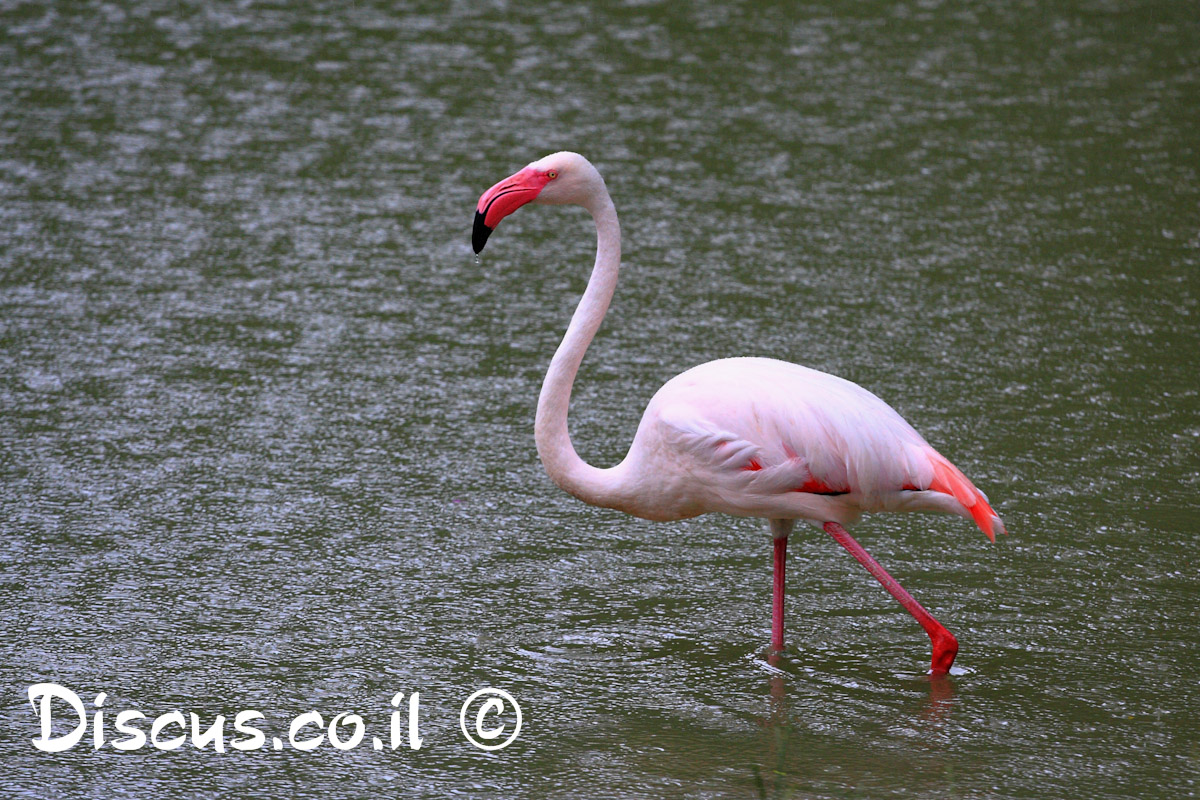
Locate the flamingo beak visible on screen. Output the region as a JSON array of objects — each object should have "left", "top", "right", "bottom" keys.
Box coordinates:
[{"left": 472, "top": 166, "right": 551, "bottom": 254}]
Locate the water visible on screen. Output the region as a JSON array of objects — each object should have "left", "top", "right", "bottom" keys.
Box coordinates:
[{"left": 2, "top": 1, "right": 1198, "bottom": 797}]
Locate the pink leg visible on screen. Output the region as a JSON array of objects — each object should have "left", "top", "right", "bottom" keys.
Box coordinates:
[
  {"left": 768, "top": 519, "right": 793, "bottom": 652},
  {"left": 772, "top": 535, "right": 787, "bottom": 652},
  {"left": 823, "top": 521, "right": 958, "bottom": 674}
]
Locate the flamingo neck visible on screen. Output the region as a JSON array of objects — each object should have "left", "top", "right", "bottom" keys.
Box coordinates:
[{"left": 534, "top": 189, "right": 630, "bottom": 510}]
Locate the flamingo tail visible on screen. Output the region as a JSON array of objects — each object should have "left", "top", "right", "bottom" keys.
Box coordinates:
[{"left": 926, "top": 451, "right": 1007, "bottom": 542}]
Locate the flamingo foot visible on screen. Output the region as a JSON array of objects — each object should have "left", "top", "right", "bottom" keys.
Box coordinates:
[
  {"left": 929, "top": 628, "right": 958, "bottom": 676},
  {"left": 823, "top": 521, "right": 959, "bottom": 675}
]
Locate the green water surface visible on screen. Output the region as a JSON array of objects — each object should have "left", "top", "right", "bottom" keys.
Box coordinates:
[{"left": 2, "top": 1, "right": 1198, "bottom": 798}]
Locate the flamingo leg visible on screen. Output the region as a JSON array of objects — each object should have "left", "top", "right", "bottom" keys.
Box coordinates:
[
  {"left": 769, "top": 519, "right": 794, "bottom": 652},
  {"left": 823, "top": 521, "right": 958, "bottom": 675},
  {"left": 772, "top": 535, "right": 787, "bottom": 651}
]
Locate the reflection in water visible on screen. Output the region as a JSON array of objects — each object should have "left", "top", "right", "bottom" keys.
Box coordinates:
[
  {"left": 751, "top": 723, "right": 798, "bottom": 800},
  {"left": 921, "top": 674, "right": 957, "bottom": 732},
  {"left": 766, "top": 652, "right": 787, "bottom": 703},
  {"left": 755, "top": 652, "right": 797, "bottom": 800},
  {"left": 753, "top": 650, "right": 959, "bottom": 794}
]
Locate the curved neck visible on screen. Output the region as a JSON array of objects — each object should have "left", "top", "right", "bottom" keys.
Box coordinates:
[{"left": 534, "top": 190, "right": 629, "bottom": 509}]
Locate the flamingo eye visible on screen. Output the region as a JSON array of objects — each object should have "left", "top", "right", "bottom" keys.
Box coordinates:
[{"left": 547, "top": 170, "right": 558, "bottom": 179}]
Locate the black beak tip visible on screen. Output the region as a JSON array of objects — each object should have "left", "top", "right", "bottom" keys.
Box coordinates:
[{"left": 472, "top": 210, "right": 492, "bottom": 254}]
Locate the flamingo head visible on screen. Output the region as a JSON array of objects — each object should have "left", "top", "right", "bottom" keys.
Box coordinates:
[{"left": 472, "top": 152, "right": 604, "bottom": 253}]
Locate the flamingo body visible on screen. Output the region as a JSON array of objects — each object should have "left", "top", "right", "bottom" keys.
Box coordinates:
[
  {"left": 608, "top": 356, "right": 1004, "bottom": 537},
  {"left": 472, "top": 151, "right": 1005, "bottom": 674}
]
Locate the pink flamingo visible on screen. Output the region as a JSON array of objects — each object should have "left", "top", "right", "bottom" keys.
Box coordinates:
[{"left": 472, "top": 152, "right": 1006, "bottom": 675}]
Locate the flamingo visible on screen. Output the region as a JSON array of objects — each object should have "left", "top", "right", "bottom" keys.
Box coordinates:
[{"left": 471, "top": 152, "right": 1006, "bottom": 675}]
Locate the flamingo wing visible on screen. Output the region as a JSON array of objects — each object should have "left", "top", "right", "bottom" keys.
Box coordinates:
[{"left": 655, "top": 407, "right": 846, "bottom": 495}]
